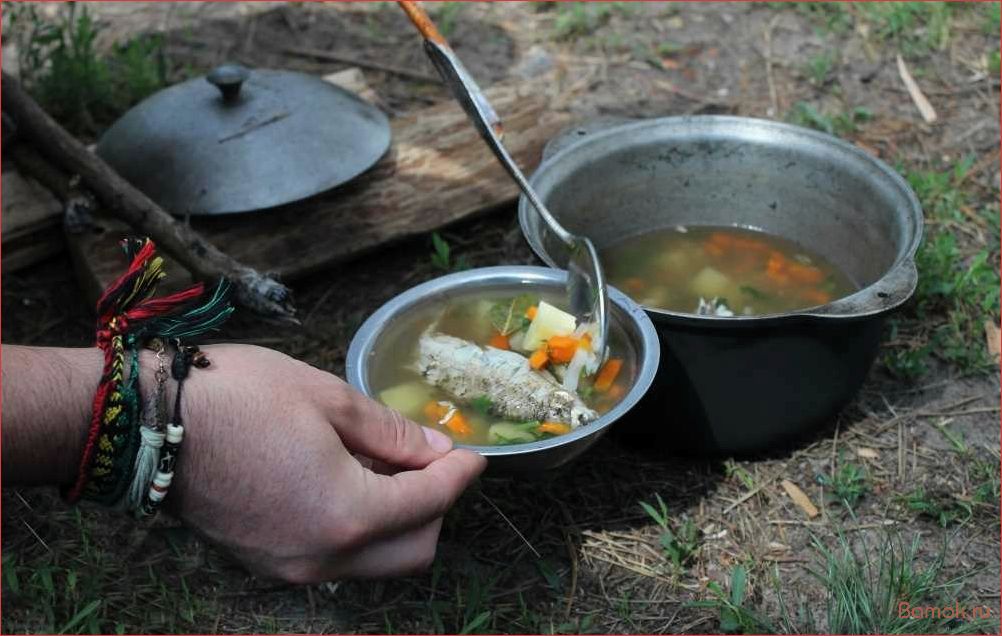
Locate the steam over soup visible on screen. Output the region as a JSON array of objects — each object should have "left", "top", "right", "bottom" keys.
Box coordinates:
[
  {"left": 601, "top": 226, "right": 856, "bottom": 315},
  {"left": 368, "top": 290, "right": 635, "bottom": 446}
]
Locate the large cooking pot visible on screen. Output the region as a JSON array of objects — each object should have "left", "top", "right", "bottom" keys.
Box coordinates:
[{"left": 519, "top": 116, "right": 923, "bottom": 455}]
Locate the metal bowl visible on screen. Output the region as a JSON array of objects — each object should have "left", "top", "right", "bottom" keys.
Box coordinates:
[
  {"left": 345, "top": 266, "right": 660, "bottom": 473},
  {"left": 519, "top": 116, "right": 923, "bottom": 455}
]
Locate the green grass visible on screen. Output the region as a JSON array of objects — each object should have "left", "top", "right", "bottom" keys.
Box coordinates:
[
  {"left": 545, "top": 2, "right": 627, "bottom": 40},
  {"left": 786, "top": 2, "right": 985, "bottom": 56},
  {"left": 983, "top": 2, "right": 1001, "bottom": 35},
  {"left": 1, "top": 512, "right": 216, "bottom": 634},
  {"left": 690, "top": 532, "right": 995, "bottom": 634},
  {"left": 858, "top": 2, "right": 953, "bottom": 55},
  {"left": 934, "top": 419, "right": 969, "bottom": 455},
  {"left": 725, "top": 461, "right": 757, "bottom": 490},
  {"left": 817, "top": 462, "right": 871, "bottom": 512},
  {"left": 902, "top": 489, "right": 974, "bottom": 528},
  {"left": 883, "top": 159, "right": 1001, "bottom": 379},
  {"left": 802, "top": 51, "right": 837, "bottom": 86},
  {"left": 429, "top": 232, "right": 469, "bottom": 273},
  {"left": 431, "top": 2, "right": 465, "bottom": 38},
  {"left": 788, "top": 102, "right": 872, "bottom": 137},
  {"left": 639, "top": 494, "right": 702, "bottom": 572},
  {"left": 7, "top": 3, "right": 172, "bottom": 136},
  {"left": 774, "top": 3, "right": 853, "bottom": 35},
  {"left": 971, "top": 459, "right": 1001, "bottom": 508}
]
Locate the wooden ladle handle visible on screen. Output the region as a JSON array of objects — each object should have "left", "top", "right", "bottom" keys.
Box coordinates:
[{"left": 397, "top": 1, "right": 448, "bottom": 46}]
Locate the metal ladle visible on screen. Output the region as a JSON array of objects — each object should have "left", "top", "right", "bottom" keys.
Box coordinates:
[{"left": 398, "top": 1, "right": 609, "bottom": 355}]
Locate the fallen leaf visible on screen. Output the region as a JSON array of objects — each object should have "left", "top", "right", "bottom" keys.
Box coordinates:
[
  {"left": 856, "top": 447, "right": 880, "bottom": 459},
  {"left": 896, "top": 54, "right": 937, "bottom": 123},
  {"left": 985, "top": 320, "right": 1001, "bottom": 364},
  {"left": 661, "top": 58, "right": 681, "bottom": 70},
  {"left": 780, "top": 479, "right": 819, "bottom": 519}
]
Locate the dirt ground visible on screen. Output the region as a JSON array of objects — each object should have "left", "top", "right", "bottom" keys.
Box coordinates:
[{"left": 2, "top": 2, "right": 1000, "bottom": 634}]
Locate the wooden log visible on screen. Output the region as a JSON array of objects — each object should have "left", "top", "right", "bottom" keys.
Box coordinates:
[
  {"left": 69, "top": 71, "right": 576, "bottom": 294},
  {"left": 1, "top": 72, "right": 297, "bottom": 321},
  {"left": 1, "top": 167, "right": 65, "bottom": 272}
]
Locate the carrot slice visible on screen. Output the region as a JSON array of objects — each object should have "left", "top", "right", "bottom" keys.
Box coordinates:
[
  {"left": 733, "top": 236, "right": 769, "bottom": 253},
  {"left": 546, "top": 335, "right": 580, "bottom": 364},
  {"left": 594, "top": 358, "right": 623, "bottom": 392},
  {"left": 766, "top": 251, "right": 786, "bottom": 275},
  {"left": 703, "top": 242, "right": 724, "bottom": 258},
  {"left": 529, "top": 347, "right": 549, "bottom": 370},
  {"left": 607, "top": 383, "right": 627, "bottom": 400},
  {"left": 537, "top": 422, "right": 572, "bottom": 436},
  {"left": 525, "top": 305, "right": 538, "bottom": 320},
  {"left": 423, "top": 401, "right": 450, "bottom": 423},
  {"left": 443, "top": 410, "right": 472, "bottom": 437},
  {"left": 488, "top": 332, "right": 510, "bottom": 350},
  {"left": 786, "top": 262, "right": 824, "bottom": 284},
  {"left": 708, "top": 232, "right": 733, "bottom": 247},
  {"left": 766, "top": 252, "right": 791, "bottom": 284}
]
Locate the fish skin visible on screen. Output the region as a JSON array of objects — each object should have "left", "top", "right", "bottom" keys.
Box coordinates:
[{"left": 414, "top": 332, "right": 598, "bottom": 428}]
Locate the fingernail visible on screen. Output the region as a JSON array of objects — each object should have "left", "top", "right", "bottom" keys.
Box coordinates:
[{"left": 422, "top": 426, "right": 453, "bottom": 453}]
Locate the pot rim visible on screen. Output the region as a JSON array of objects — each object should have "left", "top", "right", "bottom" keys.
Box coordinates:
[
  {"left": 345, "top": 266, "right": 661, "bottom": 457},
  {"left": 518, "top": 115, "right": 924, "bottom": 326}
]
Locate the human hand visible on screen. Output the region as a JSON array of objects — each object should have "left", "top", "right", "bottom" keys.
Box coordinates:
[{"left": 164, "top": 344, "right": 485, "bottom": 583}]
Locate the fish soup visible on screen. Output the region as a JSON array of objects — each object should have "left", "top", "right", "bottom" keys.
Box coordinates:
[
  {"left": 368, "top": 288, "right": 636, "bottom": 446},
  {"left": 601, "top": 226, "right": 856, "bottom": 316}
]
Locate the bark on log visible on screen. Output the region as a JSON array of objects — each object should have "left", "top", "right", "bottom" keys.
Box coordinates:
[{"left": 1, "top": 72, "right": 297, "bottom": 321}]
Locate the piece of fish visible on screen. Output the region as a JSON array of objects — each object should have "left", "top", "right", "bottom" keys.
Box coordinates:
[{"left": 414, "top": 331, "right": 598, "bottom": 428}]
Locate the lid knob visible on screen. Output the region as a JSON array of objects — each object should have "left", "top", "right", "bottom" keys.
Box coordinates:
[{"left": 206, "top": 64, "right": 250, "bottom": 102}]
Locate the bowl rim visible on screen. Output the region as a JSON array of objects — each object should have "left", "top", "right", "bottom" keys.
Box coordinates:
[
  {"left": 345, "top": 265, "right": 661, "bottom": 457},
  {"left": 517, "top": 114, "right": 925, "bottom": 326}
]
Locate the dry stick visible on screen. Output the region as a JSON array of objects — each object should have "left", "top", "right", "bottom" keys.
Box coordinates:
[
  {"left": 763, "top": 14, "right": 782, "bottom": 117},
  {"left": 721, "top": 396, "right": 985, "bottom": 516},
  {"left": 283, "top": 46, "right": 440, "bottom": 84},
  {"left": 896, "top": 54, "right": 938, "bottom": 123},
  {"left": 479, "top": 491, "right": 540, "bottom": 559},
  {"left": 722, "top": 439, "right": 826, "bottom": 513},
  {"left": 1, "top": 72, "right": 296, "bottom": 321}
]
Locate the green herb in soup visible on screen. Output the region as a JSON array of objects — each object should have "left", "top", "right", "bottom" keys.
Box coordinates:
[
  {"left": 368, "top": 290, "right": 634, "bottom": 446},
  {"left": 601, "top": 226, "right": 856, "bottom": 315}
]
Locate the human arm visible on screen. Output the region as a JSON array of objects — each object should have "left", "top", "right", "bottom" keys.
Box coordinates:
[{"left": 1, "top": 343, "right": 486, "bottom": 581}]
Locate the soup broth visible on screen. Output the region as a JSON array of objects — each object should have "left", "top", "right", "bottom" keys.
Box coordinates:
[
  {"left": 368, "top": 288, "right": 635, "bottom": 446},
  {"left": 601, "top": 226, "right": 856, "bottom": 315}
]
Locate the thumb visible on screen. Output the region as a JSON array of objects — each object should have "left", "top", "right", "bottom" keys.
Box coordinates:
[
  {"left": 362, "top": 448, "right": 487, "bottom": 533},
  {"left": 327, "top": 383, "right": 454, "bottom": 470}
]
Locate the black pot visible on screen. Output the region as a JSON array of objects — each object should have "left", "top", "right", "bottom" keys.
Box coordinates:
[{"left": 518, "top": 116, "right": 923, "bottom": 455}]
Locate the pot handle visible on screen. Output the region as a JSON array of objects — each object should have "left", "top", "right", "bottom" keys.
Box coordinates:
[
  {"left": 542, "top": 116, "right": 638, "bottom": 160},
  {"left": 807, "top": 256, "right": 918, "bottom": 319},
  {"left": 207, "top": 64, "right": 250, "bottom": 103}
]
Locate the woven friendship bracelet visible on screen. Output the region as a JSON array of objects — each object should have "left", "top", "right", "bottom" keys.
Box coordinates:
[{"left": 65, "top": 237, "right": 234, "bottom": 510}]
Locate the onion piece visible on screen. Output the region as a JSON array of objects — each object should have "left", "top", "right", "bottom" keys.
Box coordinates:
[{"left": 563, "top": 347, "right": 590, "bottom": 392}]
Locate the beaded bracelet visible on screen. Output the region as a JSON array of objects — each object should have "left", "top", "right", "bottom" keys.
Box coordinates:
[
  {"left": 123, "top": 340, "right": 169, "bottom": 512},
  {"left": 139, "top": 341, "right": 201, "bottom": 517}
]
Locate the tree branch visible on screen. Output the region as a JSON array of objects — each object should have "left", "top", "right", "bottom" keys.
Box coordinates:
[{"left": 1, "top": 72, "right": 297, "bottom": 322}]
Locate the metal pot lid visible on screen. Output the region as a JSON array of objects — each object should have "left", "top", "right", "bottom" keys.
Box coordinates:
[{"left": 95, "top": 64, "right": 391, "bottom": 216}]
